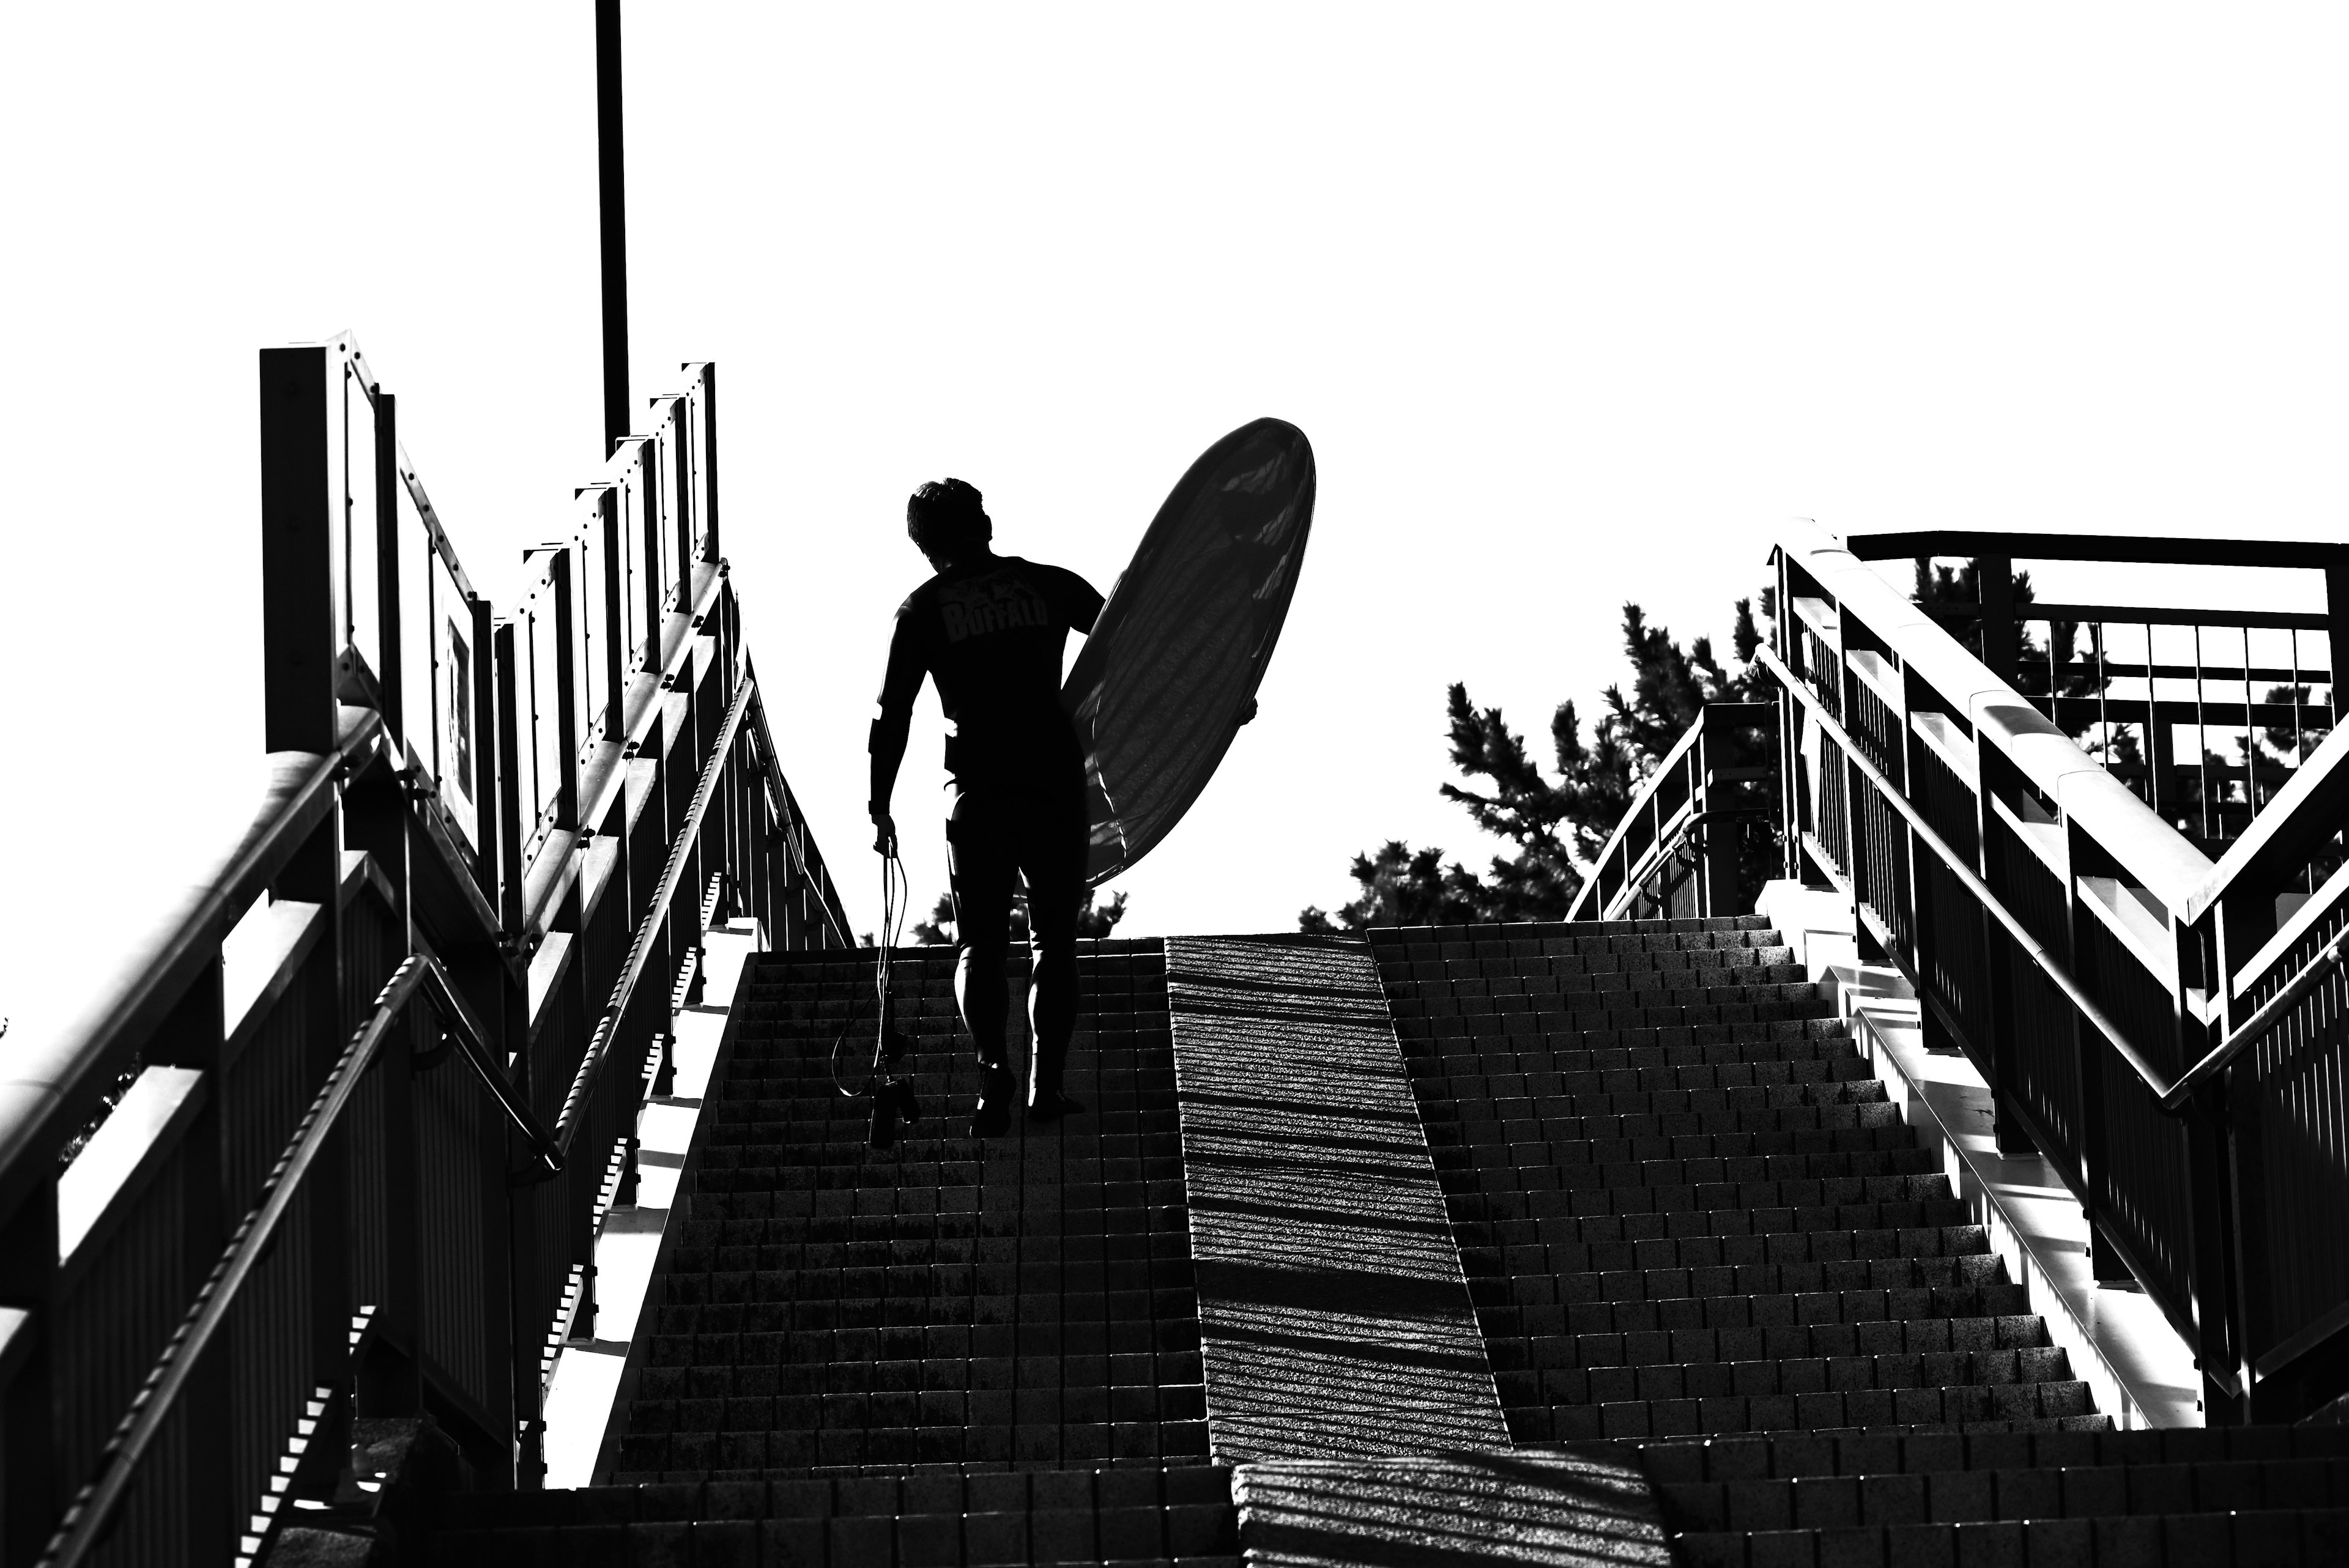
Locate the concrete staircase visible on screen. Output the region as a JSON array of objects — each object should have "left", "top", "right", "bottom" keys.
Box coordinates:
[
  {"left": 417, "top": 919, "right": 2349, "bottom": 1567},
  {"left": 1370, "top": 920, "right": 2093, "bottom": 1443},
  {"left": 428, "top": 938, "right": 1236, "bottom": 1564}
]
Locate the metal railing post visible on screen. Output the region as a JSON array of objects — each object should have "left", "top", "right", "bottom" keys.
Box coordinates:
[{"left": 258, "top": 345, "right": 340, "bottom": 758}]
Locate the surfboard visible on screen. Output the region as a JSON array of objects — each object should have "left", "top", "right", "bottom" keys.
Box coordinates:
[{"left": 1062, "top": 417, "right": 1316, "bottom": 887}]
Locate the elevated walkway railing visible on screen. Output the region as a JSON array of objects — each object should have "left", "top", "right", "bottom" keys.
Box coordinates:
[
  {"left": 1710, "top": 519, "right": 2349, "bottom": 1424},
  {"left": 0, "top": 336, "right": 851, "bottom": 1567},
  {"left": 1565, "top": 703, "right": 1776, "bottom": 925}
]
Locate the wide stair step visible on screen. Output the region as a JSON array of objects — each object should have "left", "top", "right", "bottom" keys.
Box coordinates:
[{"left": 1645, "top": 1421, "right": 2349, "bottom": 1566}]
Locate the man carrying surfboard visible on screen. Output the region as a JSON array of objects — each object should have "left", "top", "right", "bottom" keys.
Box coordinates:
[{"left": 869, "top": 479, "right": 1105, "bottom": 1137}]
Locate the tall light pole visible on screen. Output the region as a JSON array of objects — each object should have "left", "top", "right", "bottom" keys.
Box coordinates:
[{"left": 596, "top": 0, "right": 630, "bottom": 456}]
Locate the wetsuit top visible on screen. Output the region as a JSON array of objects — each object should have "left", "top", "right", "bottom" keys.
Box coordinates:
[{"left": 877, "top": 554, "right": 1105, "bottom": 782}]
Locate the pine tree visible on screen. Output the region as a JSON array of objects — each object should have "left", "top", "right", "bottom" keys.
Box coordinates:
[{"left": 1299, "top": 594, "right": 1773, "bottom": 931}]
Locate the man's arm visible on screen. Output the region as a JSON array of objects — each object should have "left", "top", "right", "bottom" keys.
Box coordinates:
[
  {"left": 1056, "top": 566, "right": 1106, "bottom": 635},
  {"left": 869, "top": 606, "right": 924, "bottom": 854}
]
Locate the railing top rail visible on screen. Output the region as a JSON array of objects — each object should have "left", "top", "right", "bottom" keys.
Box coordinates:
[
  {"left": 0, "top": 708, "right": 383, "bottom": 1219},
  {"left": 1778, "top": 520, "right": 2214, "bottom": 912},
  {"left": 1846, "top": 528, "right": 2349, "bottom": 571}
]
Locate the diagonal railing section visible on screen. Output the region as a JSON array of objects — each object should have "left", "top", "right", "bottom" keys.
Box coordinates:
[
  {"left": 0, "top": 337, "right": 851, "bottom": 1568},
  {"left": 1754, "top": 517, "right": 2349, "bottom": 1426}
]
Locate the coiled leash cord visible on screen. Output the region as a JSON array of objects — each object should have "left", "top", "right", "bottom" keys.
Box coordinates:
[{"left": 826, "top": 844, "right": 919, "bottom": 1146}]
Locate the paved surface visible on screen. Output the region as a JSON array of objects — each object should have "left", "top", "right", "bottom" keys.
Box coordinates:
[
  {"left": 1167, "top": 936, "right": 1510, "bottom": 1463},
  {"left": 1233, "top": 1449, "right": 1671, "bottom": 1567}
]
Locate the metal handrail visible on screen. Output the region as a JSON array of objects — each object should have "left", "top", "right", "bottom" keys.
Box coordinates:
[
  {"left": 1758, "top": 644, "right": 2186, "bottom": 1104},
  {"left": 41, "top": 953, "right": 554, "bottom": 1568},
  {"left": 552, "top": 669, "right": 755, "bottom": 1153},
  {"left": 1765, "top": 636, "right": 2349, "bottom": 1115}
]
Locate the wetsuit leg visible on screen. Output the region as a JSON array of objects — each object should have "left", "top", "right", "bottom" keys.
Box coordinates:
[
  {"left": 946, "top": 785, "right": 1015, "bottom": 1070},
  {"left": 1021, "top": 773, "right": 1091, "bottom": 1106}
]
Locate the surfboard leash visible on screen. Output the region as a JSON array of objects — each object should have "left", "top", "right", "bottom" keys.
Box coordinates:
[{"left": 826, "top": 843, "right": 918, "bottom": 1147}]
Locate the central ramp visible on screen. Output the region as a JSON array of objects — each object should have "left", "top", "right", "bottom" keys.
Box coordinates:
[{"left": 1167, "top": 936, "right": 1509, "bottom": 1463}]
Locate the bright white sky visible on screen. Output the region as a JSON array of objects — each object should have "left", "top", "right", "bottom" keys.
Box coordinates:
[{"left": 6, "top": 5, "right": 2348, "bottom": 1032}]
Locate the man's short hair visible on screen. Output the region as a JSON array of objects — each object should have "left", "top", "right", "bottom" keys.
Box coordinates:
[{"left": 907, "top": 479, "right": 992, "bottom": 559}]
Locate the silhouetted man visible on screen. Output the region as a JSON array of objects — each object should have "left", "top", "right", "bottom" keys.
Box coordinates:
[{"left": 870, "top": 479, "right": 1105, "bottom": 1136}]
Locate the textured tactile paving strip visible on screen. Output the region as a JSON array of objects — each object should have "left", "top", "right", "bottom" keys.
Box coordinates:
[
  {"left": 1233, "top": 1448, "right": 1671, "bottom": 1567},
  {"left": 1167, "top": 935, "right": 1510, "bottom": 1463}
]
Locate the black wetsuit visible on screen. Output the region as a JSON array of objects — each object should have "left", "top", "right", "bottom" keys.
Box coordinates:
[{"left": 874, "top": 553, "right": 1105, "bottom": 1082}]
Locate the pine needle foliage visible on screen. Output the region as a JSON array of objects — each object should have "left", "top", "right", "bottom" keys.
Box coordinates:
[{"left": 1300, "top": 593, "right": 1773, "bottom": 932}]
